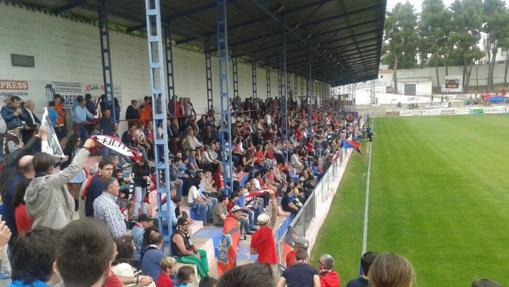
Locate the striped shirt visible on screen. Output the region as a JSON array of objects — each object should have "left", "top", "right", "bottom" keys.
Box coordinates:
[{"left": 93, "top": 192, "right": 126, "bottom": 238}]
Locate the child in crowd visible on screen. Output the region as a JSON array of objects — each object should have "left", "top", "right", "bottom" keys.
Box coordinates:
[
  {"left": 175, "top": 266, "right": 196, "bottom": 287},
  {"left": 155, "top": 256, "right": 177, "bottom": 287}
]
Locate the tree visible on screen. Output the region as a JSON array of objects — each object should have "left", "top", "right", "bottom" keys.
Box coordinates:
[
  {"left": 448, "top": 0, "right": 484, "bottom": 91},
  {"left": 383, "top": 2, "right": 419, "bottom": 94},
  {"left": 419, "top": 0, "right": 451, "bottom": 89},
  {"left": 482, "top": 0, "right": 509, "bottom": 90}
]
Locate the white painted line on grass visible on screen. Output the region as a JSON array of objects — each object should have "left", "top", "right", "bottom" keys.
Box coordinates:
[{"left": 362, "top": 141, "right": 372, "bottom": 255}]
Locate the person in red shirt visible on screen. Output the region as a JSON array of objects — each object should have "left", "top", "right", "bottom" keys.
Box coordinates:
[
  {"left": 213, "top": 165, "right": 225, "bottom": 191},
  {"left": 156, "top": 256, "right": 177, "bottom": 287},
  {"left": 286, "top": 237, "right": 309, "bottom": 267},
  {"left": 250, "top": 213, "right": 277, "bottom": 266},
  {"left": 13, "top": 178, "right": 33, "bottom": 235},
  {"left": 318, "top": 254, "right": 340, "bottom": 287}
]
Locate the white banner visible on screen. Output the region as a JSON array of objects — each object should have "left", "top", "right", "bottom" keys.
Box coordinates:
[
  {"left": 40, "top": 108, "right": 65, "bottom": 158},
  {"left": 92, "top": 135, "right": 140, "bottom": 159}
]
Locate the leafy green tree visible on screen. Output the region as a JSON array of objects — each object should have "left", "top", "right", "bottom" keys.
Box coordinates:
[
  {"left": 419, "top": 0, "right": 451, "bottom": 88},
  {"left": 383, "top": 2, "right": 419, "bottom": 94},
  {"left": 448, "top": 0, "right": 484, "bottom": 91},
  {"left": 482, "top": 0, "right": 509, "bottom": 89}
]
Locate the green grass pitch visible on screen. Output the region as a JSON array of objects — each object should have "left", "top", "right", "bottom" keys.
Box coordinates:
[{"left": 311, "top": 115, "right": 509, "bottom": 286}]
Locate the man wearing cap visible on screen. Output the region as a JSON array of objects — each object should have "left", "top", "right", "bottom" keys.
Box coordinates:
[
  {"left": 4, "top": 122, "right": 23, "bottom": 155},
  {"left": 171, "top": 217, "right": 209, "bottom": 278},
  {"left": 286, "top": 237, "right": 309, "bottom": 267},
  {"left": 217, "top": 205, "right": 242, "bottom": 276},
  {"left": 250, "top": 213, "right": 277, "bottom": 268}
]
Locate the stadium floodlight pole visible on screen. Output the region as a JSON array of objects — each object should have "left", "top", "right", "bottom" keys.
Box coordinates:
[
  {"left": 98, "top": 0, "right": 116, "bottom": 124},
  {"left": 144, "top": 0, "right": 172, "bottom": 253}
]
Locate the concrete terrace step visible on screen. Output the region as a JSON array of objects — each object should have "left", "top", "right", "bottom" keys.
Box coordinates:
[{"left": 190, "top": 226, "right": 223, "bottom": 277}]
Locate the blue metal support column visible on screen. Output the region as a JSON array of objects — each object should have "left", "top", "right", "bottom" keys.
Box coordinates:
[
  {"left": 307, "top": 51, "right": 312, "bottom": 137},
  {"left": 280, "top": 19, "right": 288, "bottom": 163},
  {"left": 98, "top": 0, "right": 116, "bottom": 123},
  {"left": 144, "top": 0, "right": 172, "bottom": 252},
  {"left": 277, "top": 67, "right": 283, "bottom": 98},
  {"left": 205, "top": 38, "right": 214, "bottom": 112},
  {"left": 266, "top": 68, "right": 271, "bottom": 99},
  {"left": 217, "top": 0, "right": 233, "bottom": 195},
  {"left": 165, "top": 21, "right": 176, "bottom": 112},
  {"left": 266, "top": 68, "right": 271, "bottom": 114},
  {"left": 252, "top": 60, "right": 257, "bottom": 100},
  {"left": 232, "top": 47, "right": 239, "bottom": 102}
]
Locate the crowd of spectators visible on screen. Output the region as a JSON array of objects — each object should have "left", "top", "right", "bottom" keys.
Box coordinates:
[{"left": 0, "top": 93, "right": 501, "bottom": 287}]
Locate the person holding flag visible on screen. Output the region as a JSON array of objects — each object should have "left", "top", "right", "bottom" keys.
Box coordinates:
[{"left": 217, "top": 205, "right": 243, "bottom": 276}]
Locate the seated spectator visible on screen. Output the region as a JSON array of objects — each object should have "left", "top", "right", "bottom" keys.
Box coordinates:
[
  {"left": 171, "top": 217, "right": 209, "bottom": 278},
  {"left": 55, "top": 218, "right": 115, "bottom": 287},
  {"left": 277, "top": 249, "right": 320, "bottom": 287},
  {"left": 10, "top": 227, "right": 59, "bottom": 287},
  {"left": 4, "top": 123, "right": 23, "bottom": 155},
  {"left": 94, "top": 177, "right": 127, "bottom": 239},
  {"left": 281, "top": 186, "right": 301, "bottom": 215},
  {"left": 346, "top": 251, "right": 377, "bottom": 287},
  {"left": 188, "top": 177, "right": 216, "bottom": 223},
  {"left": 176, "top": 266, "right": 196, "bottom": 287},
  {"left": 369, "top": 253, "right": 415, "bottom": 287},
  {"left": 132, "top": 214, "right": 154, "bottom": 265},
  {"left": 216, "top": 263, "right": 274, "bottom": 287},
  {"left": 318, "top": 254, "right": 340, "bottom": 287},
  {"left": 112, "top": 235, "right": 154, "bottom": 287},
  {"left": 156, "top": 256, "right": 177, "bottom": 287},
  {"left": 13, "top": 178, "right": 33, "bottom": 236},
  {"left": 471, "top": 279, "right": 503, "bottom": 287},
  {"left": 141, "top": 228, "right": 165, "bottom": 281},
  {"left": 213, "top": 195, "right": 228, "bottom": 226},
  {"left": 25, "top": 138, "right": 97, "bottom": 229}
]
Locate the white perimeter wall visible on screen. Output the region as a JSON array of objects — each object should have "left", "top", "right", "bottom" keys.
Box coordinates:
[{"left": 0, "top": 3, "right": 325, "bottom": 120}]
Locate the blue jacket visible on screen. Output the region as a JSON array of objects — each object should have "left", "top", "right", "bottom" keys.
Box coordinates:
[{"left": 1, "top": 106, "right": 21, "bottom": 127}]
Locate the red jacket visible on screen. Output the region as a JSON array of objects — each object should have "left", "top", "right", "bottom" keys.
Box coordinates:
[{"left": 319, "top": 270, "right": 340, "bottom": 287}]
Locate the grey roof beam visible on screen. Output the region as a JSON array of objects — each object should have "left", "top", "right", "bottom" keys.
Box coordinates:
[
  {"left": 53, "top": 0, "right": 88, "bottom": 15},
  {"left": 176, "top": 0, "right": 334, "bottom": 45}
]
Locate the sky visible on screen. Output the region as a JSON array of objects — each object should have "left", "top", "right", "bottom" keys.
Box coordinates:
[{"left": 386, "top": 0, "right": 508, "bottom": 12}]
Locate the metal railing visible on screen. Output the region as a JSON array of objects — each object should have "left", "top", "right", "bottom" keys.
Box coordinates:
[{"left": 275, "top": 154, "right": 343, "bottom": 270}]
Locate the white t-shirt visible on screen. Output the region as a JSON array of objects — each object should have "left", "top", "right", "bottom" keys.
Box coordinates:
[{"left": 188, "top": 185, "right": 201, "bottom": 204}]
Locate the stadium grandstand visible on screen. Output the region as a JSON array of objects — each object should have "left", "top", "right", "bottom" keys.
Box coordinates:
[{"left": 3, "top": 0, "right": 504, "bottom": 287}]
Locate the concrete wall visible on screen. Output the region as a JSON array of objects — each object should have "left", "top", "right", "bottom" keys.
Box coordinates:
[
  {"left": 0, "top": 2, "right": 318, "bottom": 120},
  {"left": 380, "top": 62, "right": 508, "bottom": 89}
]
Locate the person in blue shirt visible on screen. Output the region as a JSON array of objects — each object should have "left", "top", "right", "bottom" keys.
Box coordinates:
[
  {"left": 99, "top": 108, "right": 115, "bottom": 136},
  {"left": 9, "top": 227, "right": 61, "bottom": 287},
  {"left": 72, "top": 95, "right": 94, "bottom": 141},
  {"left": 141, "top": 228, "right": 164, "bottom": 281},
  {"left": 175, "top": 266, "right": 196, "bottom": 287},
  {"left": 47, "top": 101, "right": 58, "bottom": 128}
]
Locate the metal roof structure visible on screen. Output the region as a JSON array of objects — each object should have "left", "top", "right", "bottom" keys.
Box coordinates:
[{"left": 14, "top": 0, "right": 386, "bottom": 86}]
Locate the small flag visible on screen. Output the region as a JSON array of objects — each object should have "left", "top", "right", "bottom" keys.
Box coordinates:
[{"left": 342, "top": 139, "right": 361, "bottom": 154}]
